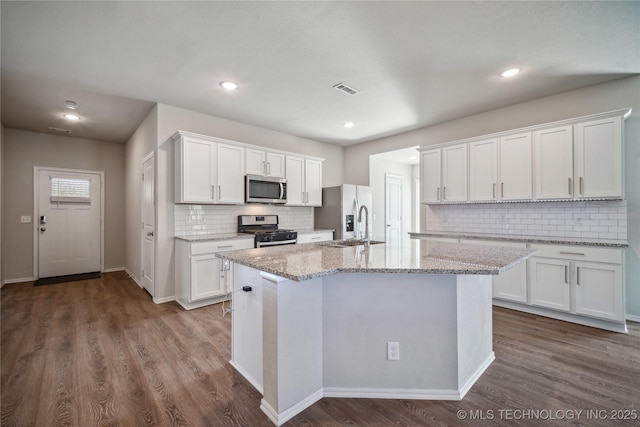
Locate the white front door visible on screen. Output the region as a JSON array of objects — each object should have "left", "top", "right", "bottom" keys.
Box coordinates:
[
  {"left": 37, "top": 169, "right": 102, "bottom": 278},
  {"left": 141, "top": 154, "right": 155, "bottom": 295},
  {"left": 385, "top": 174, "right": 402, "bottom": 246}
]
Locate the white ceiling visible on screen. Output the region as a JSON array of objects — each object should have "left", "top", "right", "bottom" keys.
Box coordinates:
[
  {"left": 2, "top": 1, "right": 639, "bottom": 145},
  {"left": 371, "top": 147, "right": 420, "bottom": 165}
]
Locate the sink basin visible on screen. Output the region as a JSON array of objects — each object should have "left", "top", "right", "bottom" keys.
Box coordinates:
[{"left": 318, "top": 239, "right": 385, "bottom": 248}]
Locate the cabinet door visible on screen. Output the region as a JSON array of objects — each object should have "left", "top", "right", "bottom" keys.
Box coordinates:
[
  {"left": 533, "top": 126, "right": 573, "bottom": 199},
  {"left": 529, "top": 257, "right": 571, "bottom": 311},
  {"left": 266, "top": 152, "right": 285, "bottom": 177},
  {"left": 217, "top": 143, "right": 245, "bottom": 204},
  {"left": 500, "top": 132, "right": 533, "bottom": 200},
  {"left": 574, "top": 116, "right": 623, "bottom": 199},
  {"left": 191, "top": 254, "right": 225, "bottom": 300},
  {"left": 469, "top": 139, "right": 498, "bottom": 201},
  {"left": 442, "top": 144, "right": 467, "bottom": 202},
  {"left": 181, "top": 137, "right": 216, "bottom": 203},
  {"left": 420, "top": 149, "right": 441, "bottom": 203},
  {"left": 305, "top": 159, "right": 323, "bottom": 206},
  {"left": 574, "top": 262, "right": 623, "bottom": 321},
  {"left": 285, "top": 156, "right": 305, "bottom": 206},
  {"left": 246, "top": 148, "right": 267, "bottom": 175}
]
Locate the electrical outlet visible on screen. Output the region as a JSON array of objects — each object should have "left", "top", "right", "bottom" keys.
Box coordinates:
[{"left": 387, "top": 342, "right": 400, "bottom": 361}]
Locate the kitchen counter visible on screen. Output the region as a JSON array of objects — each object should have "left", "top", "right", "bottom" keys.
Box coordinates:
[
  {"left": 228, "top": 238, "right": 533, "bottom": 425},
  {"left": 409, "top": 231, "right": 628, "bottom": 247},
  {"left": 216, "top": 239, "right": 535, "bottom": 281}
]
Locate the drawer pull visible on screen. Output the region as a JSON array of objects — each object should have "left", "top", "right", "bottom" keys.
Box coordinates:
[
  {"left": 559, "top": 251, "right": 585, "bottom": 256},
  {"left": 311, "top": 236, "right": 321, "bottom": 240},
  {"left": 217, "top": 245, "right": 233, "bottom": 249}
]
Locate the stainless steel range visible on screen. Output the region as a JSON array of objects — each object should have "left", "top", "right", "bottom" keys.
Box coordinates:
[{"left": 238, "top": 215, "right": 297, "bottom": 248}]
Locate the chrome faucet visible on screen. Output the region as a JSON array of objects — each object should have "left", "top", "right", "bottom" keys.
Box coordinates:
[{"left": 358, "top": 204, "right": 370, "bottom": 250}]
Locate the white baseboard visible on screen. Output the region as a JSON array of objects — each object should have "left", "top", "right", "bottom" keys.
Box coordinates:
[
  {"left": 626, "top": 314, "right": 640, "bottom": 323},
  {"left": 2, "top": 277, "right": 35, "bottom": 285},
  {"left": 260, "top": 388, "right": 323, "bottom": 426},
  {"left": 125, "top": 269, "right": 143, "bottom": 288},
  {"left": 103, "top": 267, "right": 125, "bottom": 273},
  {"left": 230, "top": 361, "right": 263, "bottom": 394},
  {"left": 459, "top": 352, "right": 495, "bottom": 399},
  {"left": 324, "top": 386, "right": 462, "bottom": 400},
  {"left": 153, "top": 296, "right": 175, "bottom": 304}
]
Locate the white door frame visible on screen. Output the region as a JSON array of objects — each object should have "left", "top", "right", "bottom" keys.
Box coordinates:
[
  {"left": 33, "top": 166, "right": 105, "bottom": 279},
  {"left": 141, "top": 151, "right": 156, "bottom": 295},
  {"left": 385, "top": 173, "right": 403, "bottom": 244}
]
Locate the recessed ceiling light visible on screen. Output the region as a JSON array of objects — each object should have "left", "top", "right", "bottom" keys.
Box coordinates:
[
  {"left": 343, "top": 122, "right": 355, "bottom": 128},
  {"left": 64, "top": 100, "right": 78, "bottom": 110},
  {"left": 63, "top": 114, "right": 80, "bottom": 121},
  {"left": 220, "top": 81, "right": 239, "bottom": 91},
  {"left": 500, "top": 68, "right": 522, "bottom": 78}
]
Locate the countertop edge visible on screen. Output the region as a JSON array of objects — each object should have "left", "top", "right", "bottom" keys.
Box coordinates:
[{"left": 409, "top": 232, "right": 629, "bottom": 248}]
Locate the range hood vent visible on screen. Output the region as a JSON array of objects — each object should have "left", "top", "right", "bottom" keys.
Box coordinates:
[{"left": 333, "top": 82, "right": 359, "bottom": 96}]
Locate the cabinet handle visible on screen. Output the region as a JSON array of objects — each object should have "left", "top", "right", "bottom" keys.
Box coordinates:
[
  {"left": 559, "top": 251, "right": 585, "bottom": 256},
  {"left": 217, "top": 245, "right": 233, "bottom": 249},
  {"left": 564, "top": 265, "right": 568, "bottom": 284},
  {"left": 579, "top": 177, "right": 584, "bottom": 195},
  {"left": 263, "top": 161, "right": 267, "bottom": 175},
  {"left": 267, "top": 162, "right": 271, "bottom": 175},
  {"left": 501, "top": 182, "right": 504, "bottom": 198},
  {"left": 576, "top": 267, "right": 580, "bottom": 285},
  {"left": 218, "top": 185, "right": 221, "bottom": 199},
  {"left": 443, "top": 187, "right": 447, "bottom": 200},
  {"left": 437, "top": 187, "right": 440, "bottom": 201},
  {"left": 212, "top": 185, "right": 215, "bottom": 199},
  {"left": 493, "top": 183, "right": 496, "bottom": 198},
  {"left": 568, "top": 177, "right": 572, "bottom": 195}
]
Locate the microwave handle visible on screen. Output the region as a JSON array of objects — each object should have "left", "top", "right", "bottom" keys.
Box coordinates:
[{"left": 280, "top": 182, "right": 284, "bottom": 200}]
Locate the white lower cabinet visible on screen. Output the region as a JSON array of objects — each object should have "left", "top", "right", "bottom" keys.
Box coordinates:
[
  {"left": 296, "top": 231, "right": 334, "bottom": 244},
  {"left": 527, "top": 244, "right": 625, "bottom": 325},
  {"left": 175, "top": 238, "right": 254, "bottom": 310},
  {"left": 460, "top": 239, "right": 528, "bottom": 303}
]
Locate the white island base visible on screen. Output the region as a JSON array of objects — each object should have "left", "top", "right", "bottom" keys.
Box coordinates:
[{"left": 231, "top": 265, "right": 495, "bottom": 426}]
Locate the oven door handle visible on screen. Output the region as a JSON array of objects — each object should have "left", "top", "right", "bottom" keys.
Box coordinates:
[
  {"left": 257, "top": 239, "right": 297, "bottom": 247},
  {"left": 279, "top": 182, "right": 284, "bottom": 200}
]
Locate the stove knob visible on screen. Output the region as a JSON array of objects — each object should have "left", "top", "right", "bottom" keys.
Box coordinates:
[{"left": 267, "top": 235, "right": 274, "bottom": 241}]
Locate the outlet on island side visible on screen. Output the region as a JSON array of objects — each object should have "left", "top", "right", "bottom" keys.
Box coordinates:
[{"left": 387, "top": 342, "right": 400, "bottom": 361}]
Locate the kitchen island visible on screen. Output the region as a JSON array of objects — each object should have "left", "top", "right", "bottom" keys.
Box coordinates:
[{"left": 217, "top": 239, "right": 534, "bottom": 426}]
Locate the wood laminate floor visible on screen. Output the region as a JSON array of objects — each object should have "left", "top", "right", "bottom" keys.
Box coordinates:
[{"left": 2, "top": 271, "right": 639, "bottom": 426}]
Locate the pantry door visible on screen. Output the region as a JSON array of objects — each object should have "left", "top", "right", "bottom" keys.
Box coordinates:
[{"left": 36, "top": 168, "right": 103, "bottom": 278}]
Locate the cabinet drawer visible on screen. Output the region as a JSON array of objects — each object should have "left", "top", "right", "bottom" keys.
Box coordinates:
[
  {"left": 297, "top": 232, "right": 333, "bottom": 244},
  {"left": 191, "top": 238, "right": 254, "bottom": 255},
  {"left": 529, "top": 244, "right": 622, "bottom": 264}
]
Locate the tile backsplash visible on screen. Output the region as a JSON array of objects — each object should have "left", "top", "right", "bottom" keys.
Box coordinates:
[
  {"left": 426, "top": 200, "right": 627, "bottom": 240},
  {"left": 175, "top": 204, "right": 314, "bottom": 237}
]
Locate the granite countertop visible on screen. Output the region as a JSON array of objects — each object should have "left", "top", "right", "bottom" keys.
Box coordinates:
[
  {"left": 408, "top": 231, "right": 629, "bottom": 248},
  {"left": 216, "top": 239, "right": 536, "bottom": 281},
  {"left": 296, "top": 229, "right": 335, "bottom": 234},
  {"left": 174, "top": 233, "right": 254, "bottom": 242}
]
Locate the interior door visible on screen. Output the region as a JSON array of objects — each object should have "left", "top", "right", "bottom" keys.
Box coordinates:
[
  {"left": 141, "top": 155, "right": 155, "bottom": 295},
  {"left": 38, "top": 169, "right": 101, "bottom": 278},
  {"left": 385, "top": 174, "right": 402, "bottom": 246}
]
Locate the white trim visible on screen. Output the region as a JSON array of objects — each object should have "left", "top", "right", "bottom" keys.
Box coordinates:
[
  {"left": 102, "top": 267, "right": 125, "bottom": 273},
  {"left": 458, "top": 352, "right": 495, "bottom": 399},
  {"left": 33, "top": 167, "right": 105, "bottom": 280},
  {"left": 493, "top": 300, "right": 628, "bottom": 333},
  {"left": 323, "top": 387, "right": 462, "bottom": 400},
  {"left": 230, "top": 361, "right": 263, "bottom": 394},
  {"left": 125, "top": 268, "right": 143, "bottom": 288},
  {"left": 260, "top": 388, "right": 323, "bottom": 426},
  {"left": 153, "top": 296, "right": 175, "bottom": 304},
  {"left": 626, "top": 314, "right": 640, "bottom": 323},
  {"left": 2, "top": 277, "right": 35, "bottom": 285},
  {"left": 141, "top": 151, "right": 156, "bottom": 298}
]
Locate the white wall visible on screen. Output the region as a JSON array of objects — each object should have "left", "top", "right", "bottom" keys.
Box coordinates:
[
  {"left": 345, "top": 75, "right": 640, "bottom": 318},
  {"left": 1, "top": 129, "right": 126, "bottom": 282},
  {"left": 368, "top": 157, "right": 413, "bottom": 240}
]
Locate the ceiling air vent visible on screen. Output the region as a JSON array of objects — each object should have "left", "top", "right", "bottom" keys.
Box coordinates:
[
  {"left": 333, "top": 82, "right": 359, "bottom": 96},
  {"left": 48, "top": 126, "right": 72, "bottom": 133}
]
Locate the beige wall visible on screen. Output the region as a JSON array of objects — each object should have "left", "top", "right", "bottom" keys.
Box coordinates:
[
  {"left": 1, "top": 129, "right": 126, "bottom": 282},
  {"left": 124, "top": 105, "right": 158, "bottom": 287},
  {"left": 0, "top": 124, "right": 4, "bottom": 284},
  {"left": 368, "top": 157, "right": 413, "bottom": 240},
  {"left": 347, "top": 75, "right": 640, "bottom": 318}
]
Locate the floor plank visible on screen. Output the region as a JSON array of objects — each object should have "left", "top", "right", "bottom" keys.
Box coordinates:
[{"left": 2, "top": 271, "right": 639, "bottom": 426}]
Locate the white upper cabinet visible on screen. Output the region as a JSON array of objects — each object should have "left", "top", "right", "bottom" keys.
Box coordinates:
[
  {"left": 499, "top": 132, "right": 533, "bottom": 200},
  {"left": 246, "top": 148, "right": 286, "bottom": 177},
  {"left": 442, "top": 144, "right": 468, "bottom": 202},
  {"left": 469, "top": 139, "right": 498, "bottom": 202},
  {"left": 285, "top": 156, "right": 323, "bottom": 206},
  {"left": 175, "top": 134, "right": 245, "bottom": 204},
  {"left": 574, "top": 116, "right": 623, "bottom": 199},
  {"left": 420, "top": 149, "right": 442, "bottom": 203},
  {"left": 533, "top": 125, "right": 574, "bottom": 200}
]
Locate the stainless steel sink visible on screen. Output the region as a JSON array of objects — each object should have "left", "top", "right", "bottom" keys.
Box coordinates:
[{"left": 318, "top": 239, "right": 385, "bottom": 248}]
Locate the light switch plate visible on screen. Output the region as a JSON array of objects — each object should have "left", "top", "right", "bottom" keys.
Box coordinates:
[{"left": 21, "top": 216, "right": 32, "bottom": 223}]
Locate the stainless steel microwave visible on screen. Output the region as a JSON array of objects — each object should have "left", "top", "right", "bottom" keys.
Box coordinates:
[{"left": 245, "top": 175, "right": 287, "bottom": 204}]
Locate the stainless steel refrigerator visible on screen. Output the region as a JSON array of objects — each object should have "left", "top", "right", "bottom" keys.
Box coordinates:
[{"left": 314, "top": 184, "right": 373, "bottom": 240}]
